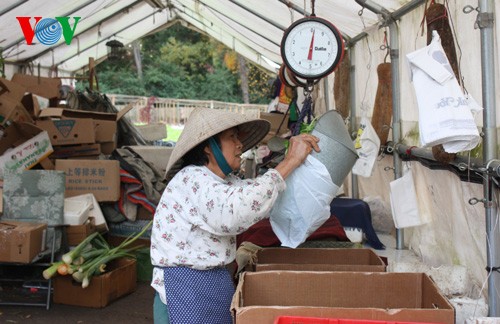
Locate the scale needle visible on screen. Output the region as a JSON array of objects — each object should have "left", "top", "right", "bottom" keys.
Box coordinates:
[{"left": 307, "top": 29, "right": 315, "bottom": 60}]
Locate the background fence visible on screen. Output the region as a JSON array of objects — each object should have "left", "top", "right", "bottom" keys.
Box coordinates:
[{"left": 108, "top": 94, "right": 268, "bottom": 125}]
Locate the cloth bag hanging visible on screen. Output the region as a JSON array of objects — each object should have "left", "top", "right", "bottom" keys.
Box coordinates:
[
  {"left": 389, "top": 171, "right": 427, "bottom": 229},
  {"left": 406, "top": 30, "right": 481, "bottom": 153}
]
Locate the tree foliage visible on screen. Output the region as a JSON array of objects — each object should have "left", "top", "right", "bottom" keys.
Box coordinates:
[{"left": 77, "top": 23, "right": 274, "bottom": 104}]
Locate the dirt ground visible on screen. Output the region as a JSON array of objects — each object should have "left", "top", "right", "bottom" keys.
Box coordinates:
[{"left": 0, "top": 282, "right": 154, "bottom": 324}]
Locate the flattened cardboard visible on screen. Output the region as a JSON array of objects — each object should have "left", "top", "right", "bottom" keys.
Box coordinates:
[
  {"left": 251, "top": 248, "right": 386, "bottom": 272},
  {"left": 53, "top": 258, "right": 137, "bottom": 308},
  {"left": 55, "top": 159, "right": 120, "bottom": 202},
  {"left": 232, "top": 271, "right": 454, "bottom": 324},
  {"left": 136, "top": 123, "right": 166, "bottom": 141},
  {"left": 0, "top": 221, "right": 47, "bottom": 263},
  {"left": 0, "top": 122, "right": 53, "bottom": 179},
  {"left": 11, "top": 73, "right": 61, "bottom": 99}
]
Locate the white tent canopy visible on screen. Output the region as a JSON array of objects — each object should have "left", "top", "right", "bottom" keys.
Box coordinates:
[
  {"left": 2, "top": 0, "right": 500, "bottom": 318},
  {"left": 1, "top": 0, "right": 412, "bottom": 74}
]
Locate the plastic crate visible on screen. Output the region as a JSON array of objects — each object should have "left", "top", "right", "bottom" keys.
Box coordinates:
[{"left": 274, "top": 317, "right": 444, "bottom": 324}]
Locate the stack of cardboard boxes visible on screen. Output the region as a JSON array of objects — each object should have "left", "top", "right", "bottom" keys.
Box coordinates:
[
  {"left": 0, "top": 74, "right": 135, "bottom": 308},
  {"left": 0, "top": 74, "right": 123, "bottom": 205},
  {"left": 231, "top": 247, "right": 455, "bottom": 324}
]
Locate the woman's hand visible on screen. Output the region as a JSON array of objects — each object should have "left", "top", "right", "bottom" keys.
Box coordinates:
[{"left": 275, "top": 134, "right": 320, "bottom": 179}]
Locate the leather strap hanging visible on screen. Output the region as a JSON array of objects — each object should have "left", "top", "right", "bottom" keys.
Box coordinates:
[
  {"left": 371, "top": 62, "right": 392, "bottom": 146},
  {"left": 426, "top": 2, "right": 460, "bottom": 82},
  {"left": 333, "top": 49, "right": 350, "bottom": 120},
  {"left": 426, "top": 1, "right": 459, "bottom": 163}
]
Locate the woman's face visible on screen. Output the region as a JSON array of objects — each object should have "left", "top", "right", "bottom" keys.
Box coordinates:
[{"left": 218, "top": 127, "right": 243, "bottom": 171}]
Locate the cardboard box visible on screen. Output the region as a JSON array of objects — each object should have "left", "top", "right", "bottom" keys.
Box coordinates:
[
  {"left": 250, "top": 248, "right": 386, "bottom": 272},
  {"left": 64, "top": 193, "right": 108, "bottom": 232},
  {"left": 65, "top": 217, "right": 97, "bottom": 246},
  {"left": 55, "top": 159, "right": 120, "bottom": 202},
  {"left": 21, "top": 93, "right": 42, "bottom": 118},
  {"left": 127, "top": 145, "right": 173, "bottom": 175},
  {"left": 0, "top": 122, "right": 53, "bottom": 179},
  {"left": 36, "top": 117, "right": 96, "bottom": 146},
  {"left": 260, "top": 112, "right": 289, "bottom": 144},
  {"left": 38, "top": 106, "right": 132, "bottom": 154},
  {"left": 0, "top": 77, "right": 27, "bottom": 103},
  {"left": 53, "top": 257, "right": 137, "bottom": 308},
  {"left": 39, "top": 108, "right": 116, "bottom": 142},
  {"left": 99, "top": 142, "right": 116, "bottom": 155},
  {"left": 0, "top": 221, "right": 47, "bottom": 263},
  {"left": 231, "top": 271, "right": 454, "bottom": 324},
  {"left": 50, "top": 143, "right": 101, "bottom": 159},
  {"left": 0, "top": 95, "right": 34, "bottom": 126},
  {"left": 11, "top": 73, "right": 61, "bottom": 99}
]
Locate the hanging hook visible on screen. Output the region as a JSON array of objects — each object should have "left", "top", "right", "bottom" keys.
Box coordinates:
[
  {"left": 380, "top": 30, "right": 390, "bottom": 63},
  {"left": 456, "top": 162, "right": 469, "bottom": 172},
  {"left": 463, "top": 5, "right": 479, "bottom": 14},
  {"left": 469, "top": 197, "right": 485, "bottom": 205},
  {"left": 310, "top": 0, "right": 315, "bottom": 16}
]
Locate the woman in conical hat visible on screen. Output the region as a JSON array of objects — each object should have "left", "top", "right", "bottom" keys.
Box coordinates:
[{"left": 151, "top": 108, "right": 319, "bottom": 323}]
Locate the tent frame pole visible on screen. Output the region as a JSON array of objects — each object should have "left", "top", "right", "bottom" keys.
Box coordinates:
[
  {"left": 477, "top": 0, "right": 499, "bottom": 316},
  {"left": 349, "top": 46, "right": 360, "bottom": 199},
  {"left": 355, "top": 0, "right": 425, "bottom": 249}
]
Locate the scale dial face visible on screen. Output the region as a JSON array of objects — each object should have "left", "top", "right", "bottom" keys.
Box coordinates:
[{"left": 281, "top": 16, "right": 344, "bottom": 80}]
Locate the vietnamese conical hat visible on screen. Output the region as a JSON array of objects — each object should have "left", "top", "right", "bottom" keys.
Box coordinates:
[{"left": 164, "top": 108, "right": 270, "bottom": 182}]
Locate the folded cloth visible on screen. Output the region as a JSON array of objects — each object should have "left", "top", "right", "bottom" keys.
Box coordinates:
[
  {"left": 237, "top": 215, "right": 349, "bottom": 248},
  {"left": 117, "top": 168, "right": 157, "bottom": 221},
  {"left": 330, "top": 197, "right": 385, "bottom": 250}
]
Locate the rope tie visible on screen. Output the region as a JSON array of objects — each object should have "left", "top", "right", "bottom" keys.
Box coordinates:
[
  {"left": 485, "top": 266, "right": 500, "bottom": 273},
  {"left": 406, "top": 146, "right": 418, "bottom": 157},
  {"left": 292, "top": 95, "right": 313, "bottom": 136},
  {"left": 426, "top": 9, "right": 448, "bottom": 26}
]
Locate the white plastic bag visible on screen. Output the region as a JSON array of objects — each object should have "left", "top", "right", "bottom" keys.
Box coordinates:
[
  {"left": 352, "top": 116, "right": 380, "bottom": 177},
  {"left": 406, "top": 30, "right": 481, "bottom": 153},
  {"left": 269, "top": 155, "right": 337, "bottom": 248}
]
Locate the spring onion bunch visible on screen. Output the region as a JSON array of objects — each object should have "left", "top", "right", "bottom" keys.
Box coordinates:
[
  {"left": 284, "top": 118, "right": 318, "bottom": 151},
  {"left": 43, "top": 220, "right": 152, "bottom": 288}
]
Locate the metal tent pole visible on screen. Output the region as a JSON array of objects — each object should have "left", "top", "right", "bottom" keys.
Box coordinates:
[
  {"left": 349, "top": 46, "right": 360, "bottom": 199},
  {"left": 476, "top": 0, "right": 499, "bottom": 316},
  {"left": 355, "top": 0, "right": 425, "bottom": 249},
  {"left": 387, "top": 21, "right": 404, "bottom": 250}
]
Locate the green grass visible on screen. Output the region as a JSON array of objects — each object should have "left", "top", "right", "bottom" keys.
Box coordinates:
[{"left": 165, "top": 124, "right": 183, "bottom": 142}]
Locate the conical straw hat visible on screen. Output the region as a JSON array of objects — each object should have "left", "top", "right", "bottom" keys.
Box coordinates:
[{"left": 164, "top": 108, "right": 270, "bottom": 181}]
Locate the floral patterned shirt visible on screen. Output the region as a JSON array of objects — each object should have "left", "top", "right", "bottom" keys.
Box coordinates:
[{"left": 150, "top": 165, "right": 286, "bottom": 303}]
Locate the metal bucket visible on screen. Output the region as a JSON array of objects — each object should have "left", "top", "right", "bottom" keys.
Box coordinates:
[{"left": 310, "top": 110, "right": 358, "bottom": 187}]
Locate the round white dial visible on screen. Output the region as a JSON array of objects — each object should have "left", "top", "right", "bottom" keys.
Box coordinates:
[{"left": 281, "top": 17, "right": 344, "bottom": 80}]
